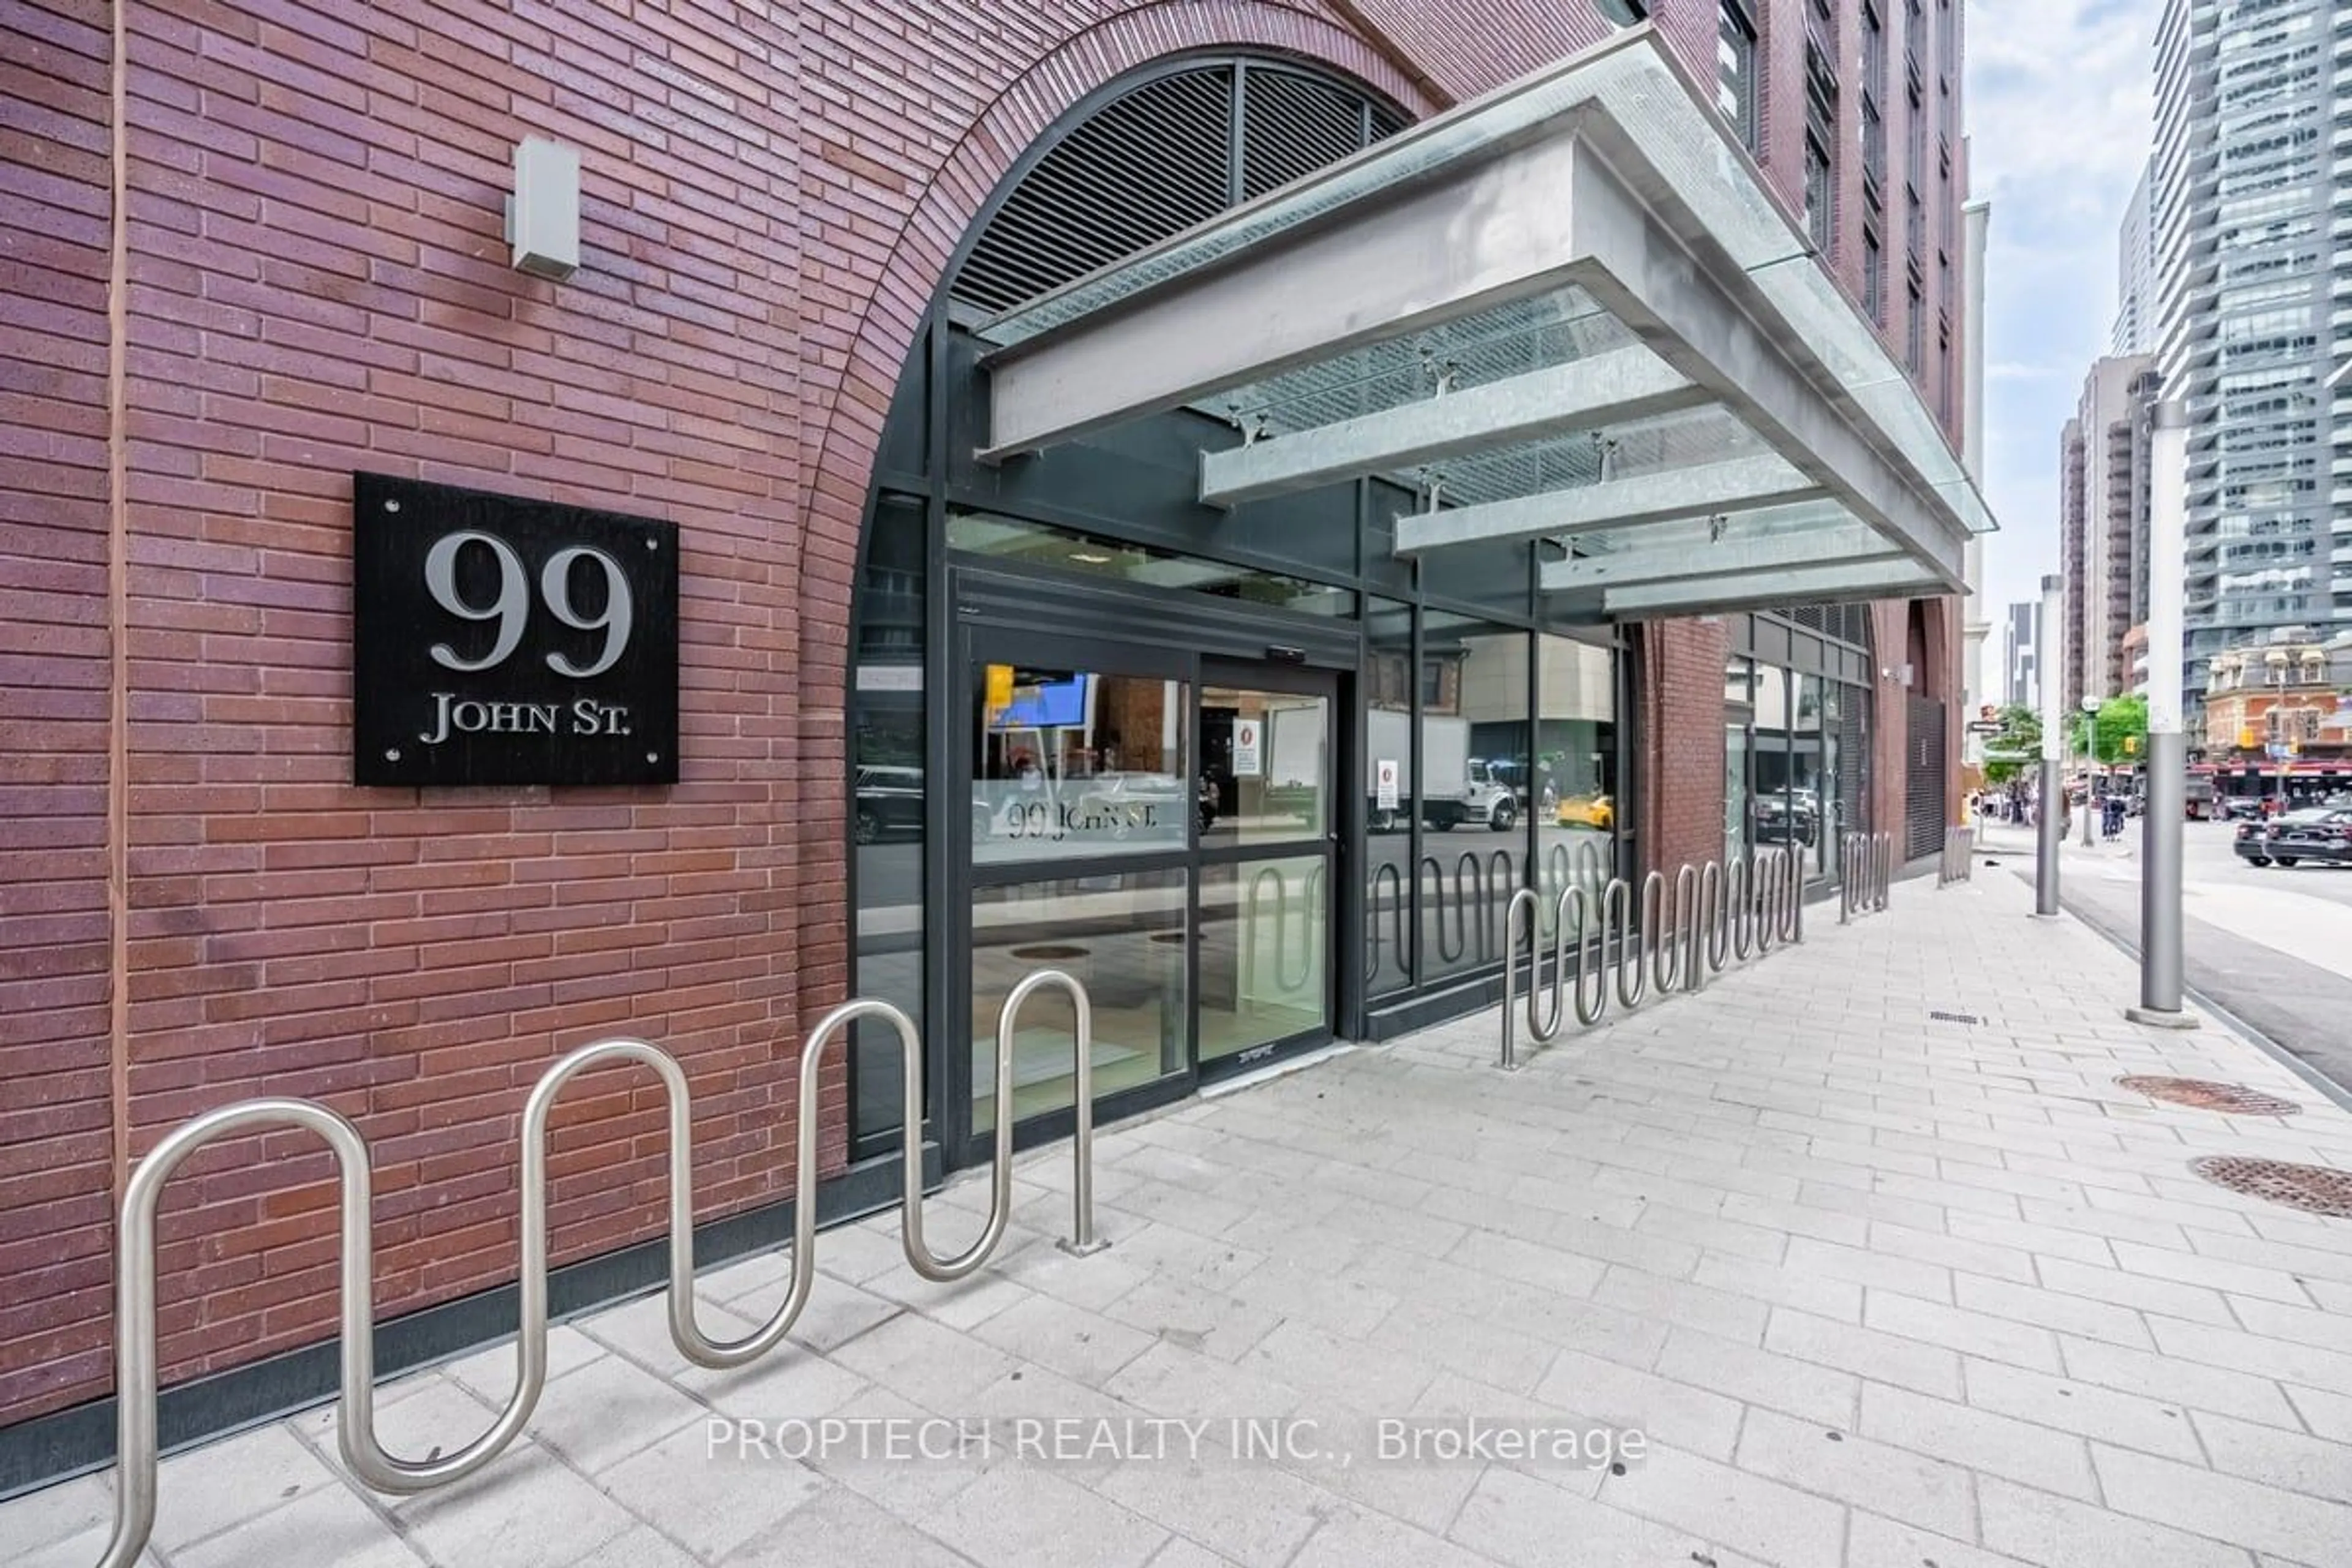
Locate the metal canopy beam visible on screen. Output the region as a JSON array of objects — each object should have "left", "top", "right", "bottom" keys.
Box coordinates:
[
  {"left": 981, "top": 134, "right": 1589, "bottom": 459},
  {"left": 1542, "top": 522, "right": 1897, "bottom": 590},
  {"left": 1601, "top": 560, "right": 1950, "bottom": 617},
  {"left": 1563, "top": 140, "right": 1964, "bottom": 585},
  {"left": 1393, "top": 455, "right": 1825, "bottom": 556},
  {"left": 1197, "top": 347, "right": 1705, "bottom": 507},
  {"left": 976, "top": 28, "right": 1985, "bottom": 589}
]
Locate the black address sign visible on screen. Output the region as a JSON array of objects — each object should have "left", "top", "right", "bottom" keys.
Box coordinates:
[{"left": 352, "top": 473, "right": 679, "bottom": 787}]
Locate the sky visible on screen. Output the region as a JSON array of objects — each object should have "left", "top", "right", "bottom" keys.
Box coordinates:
[{"left": 1963, "top": 0, "right": 2160, "bottom": 695}]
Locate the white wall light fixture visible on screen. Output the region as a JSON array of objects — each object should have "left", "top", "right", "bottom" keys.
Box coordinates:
[{"left": 505, "top": 137, "right": 580, "bottom": 281}]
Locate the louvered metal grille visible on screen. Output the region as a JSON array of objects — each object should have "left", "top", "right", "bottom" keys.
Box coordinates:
[
  {"left": 952, "top": 62, "right": 1404, "bottom": 317},
  {"left": 1242, "top": 69, "right": 1370, "bottom": 197}
]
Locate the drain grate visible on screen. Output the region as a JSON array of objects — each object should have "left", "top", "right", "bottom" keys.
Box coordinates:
[
  {"left": 2190, "top": 1156, "right": 2352, "bottom": 1218},
  {"left": 2119, "top": 1077, "right": 2301, "bottom": 1117},
  {"left": 1927, "top": 1010, "right": 1982, "bottom": 1025}
]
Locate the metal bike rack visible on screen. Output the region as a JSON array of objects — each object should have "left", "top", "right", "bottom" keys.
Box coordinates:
[
  {"left": 1599, "top": 876, "right": 1640, "bottom": 1010},
  {"left": 1422, "top": 853, "right": 1466, "bottom": 964},
  {"left": 1753, "top": 851, "right": 1781, "bottom": 954},
  {"left": 86, "top": 974, "right": 1101, "bottom": 1568},
  {"left": 1838, "top": 831, "right": 1896, "bottom": 920},
  {"left": 1653, "top": 862, "right": 1700, "bottom": 994},
  {"left": 1500, "top": 883, "right": 1576, "bottom": 1069},
  {"left": 1474, "top": 848, "right": 1515, "bottom": 963},
  {"left": 1496, "top": 846, "right": 1802, "bottom": 1068},
  {"left": 992, "top": 971, "right": 1107, "bottom": 1257},
  {"left": 1243, "top": 861, "right": 1324, "bottom": 997},
  {"left": 1937, "top": 826, "right": 1975, "bottom": 886},
  {"left": 1366, "top": 860, "right": 1407, "bottom": 982}
]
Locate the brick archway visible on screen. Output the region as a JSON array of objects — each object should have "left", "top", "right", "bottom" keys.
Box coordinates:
[{"left": 788, "top": 4, "right": 1435, "bottom": 1025}]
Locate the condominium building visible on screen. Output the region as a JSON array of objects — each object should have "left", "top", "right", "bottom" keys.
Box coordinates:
[
  {"left": 2113, "top": 160, "right": 2158, "bottom": 356},
  {"left": 2152, "top": 0, "right": 2352, "bottom": 709},
  {"left": 2003, "top": 598, "right": 2044, "bottom": 709},
  {"left": 2060, "top": 354, "right": 2157, "bottom": 709}
]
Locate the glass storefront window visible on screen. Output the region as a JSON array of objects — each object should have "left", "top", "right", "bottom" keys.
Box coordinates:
[
  {"left": 1534, "top": 633, "right": 1616, "bottom": 935},
  {"left": 1724, "top": 655, "right": 1754, "bottom": 864},
  {"left": 1201, "top": 685, "right": 1329, "bottom": 845},
  {"left": 948, "top": 511, "right": 1352, "bottom": 618},
  {"left": 1752, "top": 665, "right": 1794, "bottom": 853},
  {"left": 972, "top": 666, "right": 1190, "bottom": 865},
  {"left": 1422, "top": 616, "right": 1529, "bottom": 981},
  {"left": 1200, "top": 856, "right": 1329, "bottom": 1062},
  {"left": 1365, "top": 598, "right": 1414, "bottom": 997},
  {"left": 970, "top": 870, "right": 1187, "bottom": 1134},
  {"left": 1792, "top": 673, "right": 1826, "bottom": 873},
  {"left": 851, "top": 494, "right": 927, "bottom": 1144}
]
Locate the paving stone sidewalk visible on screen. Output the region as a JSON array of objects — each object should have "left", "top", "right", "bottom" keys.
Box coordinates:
[{"left": 11, "top": 867, "right": 2352, "bottom": 1568}]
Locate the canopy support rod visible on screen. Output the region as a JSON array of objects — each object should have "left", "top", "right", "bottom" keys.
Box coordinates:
[{"left": 1199, "top": 347, "right": 1706, "bottom": 507}]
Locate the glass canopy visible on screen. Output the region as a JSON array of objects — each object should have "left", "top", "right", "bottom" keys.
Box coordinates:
[{"left": 973, "top": 25, "right": 1994, "bottom": 618}]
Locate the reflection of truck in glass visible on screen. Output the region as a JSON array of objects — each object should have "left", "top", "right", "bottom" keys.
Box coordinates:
[
  {"left": 1256, "top": 702, "right": 1329, "bottom": 828},
  {"left": 2184, "top": 770, "right": 2214, "bottom": 821},
  {"left": 1364, "top": 710, "right": 1519, "bottom": 833}
]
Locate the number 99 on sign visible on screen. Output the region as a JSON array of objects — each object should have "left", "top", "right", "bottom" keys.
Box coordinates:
[
  {"left": 351, "top": 472, "right": 677, "bottom": 788},
  {"left": 423, "top": 530, "right": 635, "bottom": 679}
]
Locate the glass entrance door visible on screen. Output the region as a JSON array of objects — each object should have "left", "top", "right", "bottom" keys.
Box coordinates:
[
  {"left": 959, "top": 631, "right": 1194, "bottom": 1156},
  {"left": 1198, "top": 662, "right": 1337, "bottom": 1075},
  {"left": 950, "top": 634, "right": 1341, "bottom": 1163}
]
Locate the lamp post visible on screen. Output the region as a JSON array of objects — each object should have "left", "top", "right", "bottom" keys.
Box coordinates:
[
  {"left": 2035, "top": 573, "right": 2064, "bottom": 916},
  {"left": 2079, "top": 696, "right": 2101, "bottom": 847},
  {"left": 2129, "top": 398, "right": 2195, "bottom": 1028}
]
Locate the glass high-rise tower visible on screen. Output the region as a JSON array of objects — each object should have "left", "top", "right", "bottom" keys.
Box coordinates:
[{"left": 2153, "top": 0, "right": 2350, "bottom": 713}]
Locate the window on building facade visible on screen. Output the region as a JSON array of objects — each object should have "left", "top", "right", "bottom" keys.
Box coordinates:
[
  {"left": 1860, "top": 4, "right": 1886, "bottom": 196},
  {"left": 1906, "top": 280, "right": 1924, "bottom": 372},
  {"left": 1804, "top": 39, "right": 1838, "bottom": 256},
  {"left": 1804, "top": 136, "right": 1834, "bottom": 253},
  {"left": 1936, "top": 323, "right": 1951, "bottom": 420},
  {"left": 1718, "top": 0, "right": 1760, "bottom": 149},
  {"left": 1864, "top": 226, "right": 1885, "bottom": 324},
  {"left": 1907, "top": 83, "right": 1926, "bottom": 187}
]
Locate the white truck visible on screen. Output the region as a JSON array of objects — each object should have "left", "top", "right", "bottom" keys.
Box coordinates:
[{"left": 1364, "top": 710, "right": 1517, "bottom": 832}]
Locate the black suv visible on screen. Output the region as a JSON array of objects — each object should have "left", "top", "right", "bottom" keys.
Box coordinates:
[{"left": 2237, "top": 807, "right": 2352, "bottom": 869}]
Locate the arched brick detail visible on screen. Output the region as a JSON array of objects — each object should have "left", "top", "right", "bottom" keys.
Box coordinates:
[{"left": 790, "top": 2, "right": 1436, "bottom": 1030}]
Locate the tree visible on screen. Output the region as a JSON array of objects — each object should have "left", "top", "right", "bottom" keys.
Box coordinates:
[
  {"left": 2092, "top": 695, "right": 2148, "bottom": 766},
  {"left": 1981, "top": 703, "right": 2041, "bottom": 785}
]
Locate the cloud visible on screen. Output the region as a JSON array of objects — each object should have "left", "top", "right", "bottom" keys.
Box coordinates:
[{"left": 1966, "top": 0, "right": 2157, "bottom": 682}]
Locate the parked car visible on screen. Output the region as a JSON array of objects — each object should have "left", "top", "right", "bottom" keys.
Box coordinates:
[
  {"left": 2238, "top": 807, "right": 2352, "bottom": 869},
  {"left": 1556, "top": 792, "right": 1614, "bottom": 831},
  {"left": 853, "top": 765, "right": 924, "bottom": 844}
]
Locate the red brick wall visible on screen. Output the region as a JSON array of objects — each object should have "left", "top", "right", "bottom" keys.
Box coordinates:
[
  {"left": 1638, "top": 619, "right": 1729, "bottom": 881},
  {"left": 0, "top": 0, "right": 1972, "bottom": 1431},
  {"left": 1, "top": 0, "right": 121, "bottom": 1423},
  {"left": 1863, "top": 595, "right": 1964, "bottom": 855}
]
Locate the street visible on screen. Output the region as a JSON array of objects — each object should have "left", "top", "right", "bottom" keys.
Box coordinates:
[{"left": 1976, "top": 817, "right": 2352, "bottom": 1099}]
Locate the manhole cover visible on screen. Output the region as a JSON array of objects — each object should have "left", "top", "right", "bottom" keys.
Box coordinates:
[
  {"left": 2119, "top": 1077, "right": 2301, "bottom": 1117},
  {"left": 1009, "top": 944, "right": 1088, "bottom": 962},
  {"left": 2190, "top": 1156, "right": 2352, "bottom": 1218},
  {"left": 1927, "top": 1010, "right": 1981, "bottom": 1025}
]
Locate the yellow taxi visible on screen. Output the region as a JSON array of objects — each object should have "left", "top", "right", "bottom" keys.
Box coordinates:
[{"left": 1556, "top": 792, "right": 1613, "bottom": 831}]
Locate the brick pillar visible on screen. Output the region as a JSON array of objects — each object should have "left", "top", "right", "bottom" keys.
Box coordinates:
[{"left": 1639, "top": 619, "right": 1728, "bottom": 880}]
